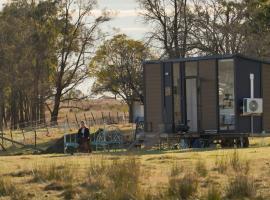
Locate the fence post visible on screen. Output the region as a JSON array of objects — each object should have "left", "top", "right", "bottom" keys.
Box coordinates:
[
  {"left": 10, "top": 129, "right": 13, "bottom": 145},
  {"left": 101, "top": 112, "right": 105, "bottom": 124},
  {"left": 74, "top": 113, "right": 79, "bottom": 128},
  {"left": 1, "top": 130, "right": 3, "bottom": 148},
  {"left": 21, "top": 129, "right": 25, "bottom": 144},
  {"left": 90, "top": 112, "right": 96, "bottom": 125},
  {"left": 109, "top": 112, "right": 112, "bottom": 124},
  {"left": 34, "top": 129, "right": 37, "bottom": 148},
  {"left": 84, "top": 113, "right": 88, "bottom": 127}
]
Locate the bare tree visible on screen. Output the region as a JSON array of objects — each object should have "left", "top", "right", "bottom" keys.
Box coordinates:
[
  {"left": 49, "top": 0, "right": 110, "bottom": 124},
  {"left": 138, "top": 0, "right": 194, "bottom": 58},
  {"left": 192, "top": 0, "right": 248, "bottom": 55}
]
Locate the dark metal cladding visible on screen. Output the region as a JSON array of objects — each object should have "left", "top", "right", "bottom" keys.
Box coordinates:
[{"left": 235, "top": 57, "right": 262, "bottom": 133}]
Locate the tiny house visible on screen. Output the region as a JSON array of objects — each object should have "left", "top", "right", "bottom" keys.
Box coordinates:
[{"left": 143, "top": 54, "right": 270, "bottom": 140}]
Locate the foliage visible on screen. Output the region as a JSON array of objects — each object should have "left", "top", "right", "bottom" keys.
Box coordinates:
[{"left": 89, "top": 34, "right": 152, "bottom": 121}]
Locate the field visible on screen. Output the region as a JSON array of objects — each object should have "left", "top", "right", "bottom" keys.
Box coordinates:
[{"left": 1, "top": 138, "right": 270, "bottom": 200}]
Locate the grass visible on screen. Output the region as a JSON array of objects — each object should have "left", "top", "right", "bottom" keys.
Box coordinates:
[
  {"left": 195, "top": 158, "right": 208, "bottom": 177},
  {"left": 168, "top": 172, "right": 199, "bottom": 200},
  {"left": 0, "top": 176, "right": 27, "bottom": 200},
  {"left": 206, "top": 185, "right": 222, "bottom": 200},
  {"left": 32, "top": 162, "right": 75, "bottom": 183},
  {"left": 1, "top": 146, "right": 270, "bottom": 199},
  {"left": 226, "top": 173, "right": 256, "bottom": 199}
]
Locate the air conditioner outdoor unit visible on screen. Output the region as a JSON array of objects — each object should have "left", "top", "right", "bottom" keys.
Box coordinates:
[{"left": 243, "top": 98, "right": 263, "bottom": 115}]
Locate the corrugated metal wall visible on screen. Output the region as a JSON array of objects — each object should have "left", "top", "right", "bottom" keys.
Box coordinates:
[
  {"left": 262, "top": 63, "right": 270, "bottom": 132},
  {"left": 144, "top": 63, "right": 162, "bottom": 132},
  {"left": 199, "top": 59, "right": 218, "bottom": 131}
]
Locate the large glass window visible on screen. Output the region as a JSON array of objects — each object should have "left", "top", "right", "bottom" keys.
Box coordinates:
[
  {"left": 173, "top": 63, "right": 181, "bottom": 125},
  {"left": 218, "top": 59, "right": 235, "bottom": 131}
]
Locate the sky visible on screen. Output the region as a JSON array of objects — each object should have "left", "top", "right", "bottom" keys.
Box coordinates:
[{"left": 0, "top": 0, "right": 150, "bottom": 94}]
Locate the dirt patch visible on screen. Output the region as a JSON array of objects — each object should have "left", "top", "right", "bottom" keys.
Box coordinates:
[
  {"left": 44, "top": 182, "right": 65, "bottom": 191},
  {"left": 10, "top": 170, "right": 33, "bottom": 177}
]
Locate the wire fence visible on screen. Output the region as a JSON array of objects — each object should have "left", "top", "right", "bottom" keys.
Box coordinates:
[{"left": 0, "top": 111, "right": 130, "bottom": 152}]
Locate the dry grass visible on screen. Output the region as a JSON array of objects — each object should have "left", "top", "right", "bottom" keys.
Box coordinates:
[
  {"left": 0, "top": 145, "right": 270, "bottom": 199},
  {"left": 195, "top": 159, "right": 208, "bottom": 177},
  {"left": 0, "top": 176, "right": 27, "bottom": 200},
  {"left": 226, "top": 173, "right": 256, "bottom": 199}
]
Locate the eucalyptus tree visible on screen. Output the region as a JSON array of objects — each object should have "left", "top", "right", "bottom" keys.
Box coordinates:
[{"left": 89, "top": 34, "right": 152, "bottom": 122}]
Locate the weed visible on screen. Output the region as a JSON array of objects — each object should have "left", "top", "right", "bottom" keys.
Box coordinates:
[
  {"left": 195, "top": 159, "right": 208, "bottom": 177},
  {"left": 229, "top": 150, "right": 250, "bottom": 173},
  {"left": 207, "top": 185, "right": 222, "bottom": 200},
  {"left": 170, "top": 162, "right": 183, "bottom": 177},
  {"left": 32, "top": 162, "right": 75, "bottom": 183},
  {"left": 226, "top": 173, "right": 256, "bottom": 199},
  {"left": 0, "top": 176, "right": 26, "bottom": 200},
  {"left": 168, "top": 173, "right": 198, "bottom": 200},
  {"left": 214, "top": 154, "right": 228, "bottom": 173}
]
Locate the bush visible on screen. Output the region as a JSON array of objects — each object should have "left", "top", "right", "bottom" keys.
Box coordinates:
[
  {"left": 229, "top": 150, "right": 250, "bottom": 173},
  {"left": 32, "top": 162, "right": 75, "bottom": 183},
  {"left": 195, "top": 159, "right": 208, "bottom": 177},
  {"left": 83, "top": 157, "right": 142, "bottom": 200},
  {"left": 168, "top": 173, "right": 198, "bottom": 200},
  {"left": 0, "top": 176, "right": 27, "bottom": 200},
  {"left": 226, "top": 173, "right": 256, "bottom": 199},
  {"left": 170, "top": 162, "right": 183, "bottom": 177},
  {"left": 207, "top": 185, "right": 222, "bottom": 200},
  {"left": 214, "top": 154, "right": 228, "bottom": 173}
]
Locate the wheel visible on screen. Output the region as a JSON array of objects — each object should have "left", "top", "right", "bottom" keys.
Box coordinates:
[
  {"left": 221, "top": 138, "right": 234, "bottom": 148},
  {"left": 243, "top": 137, "right": 249, "bottom": 148}
]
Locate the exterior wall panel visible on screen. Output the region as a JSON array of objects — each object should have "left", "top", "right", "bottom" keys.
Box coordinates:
[
  {"left": 144, "top": 63, "right": 162, "bottom": 132},
  {"left": 262, "top": 63, "right": 270, "bottom": 132},
  {"left": 235, "top": 58, "right": 262, "bottom": 133},
  {"left": 199, "top": 59, "right": 218, "bottom": 131}
]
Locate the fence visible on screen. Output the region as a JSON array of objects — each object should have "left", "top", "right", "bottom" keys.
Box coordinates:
[{"left": 0, "top": 111, "right": 130, "bottom": 152}]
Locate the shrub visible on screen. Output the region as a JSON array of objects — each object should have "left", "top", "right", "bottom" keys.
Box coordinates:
[
  {"left": 195, "top": 159, "right": 208, "bottom": 177},
  {"left": 168, "top": 173, "right": 198, "bottom": 200},
  {"left": 207, "top": 185, "right": 222, "bottom": 200},
  {"left": 170, "top": 162, "right": 183, "bottom": 177},
  {"left": 226, "top": 173, "right": 256, "bottom": 199},
  {"left": 83, "top": 157, "right": 142, "bottom": 200},
  {"left": 32, "top": 162, "right": 75, "bottom": 183},
  {"left": 0, "top": 176, "right": 26, "bottom": 200},
  {"left": 214, "top": 154, "right": 228, "bottom": 173},
  {"left": 229, "top": 150, "right": 250, "bottom": 173}
]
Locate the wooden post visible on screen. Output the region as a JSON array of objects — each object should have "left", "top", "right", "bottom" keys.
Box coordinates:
[
  {"left": 1, "top": 130, "right": 3, "bottom": 148},
  {"left": 117, "top": 112, "right": 119, "bottom": 124},
  {"left": 124, "top": 112, "right": 127, "bottom": 123},
  {"left": 45, "top": 122, "right": 50, "bottom": 136},
  {"left": 10, "top": 129, "right": 13, "bottom": 145},
  {"left": 34, "top": 130, "right": 37, "bottom": 147},
  {"left": 91, "top": 112, "right": 96, "bottom": 125},
  {"left": 21, "top": 129, "right": 25, "bottom": 144},
  {"left": 74, "top": 113, "right": 79, "bottom": 128},
  {"left": 101, "top": 112, "right": 105, "bottom": 124},
  {"left": 109, "top": 112, "right": 112, "bottom": 124},
  {"left": 84, "top": 113, "right": 88, "bottom": 127}
]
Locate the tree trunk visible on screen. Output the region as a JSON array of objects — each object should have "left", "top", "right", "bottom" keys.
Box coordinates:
[
  {"left": 50, "top": 88, "right": 62, "bottom": 124},
  {"left": 0, "top": 88, "right": 3, "bottom": 131},
  {"left": 128, "top": 102, "right": 134, "bottom": 123}
]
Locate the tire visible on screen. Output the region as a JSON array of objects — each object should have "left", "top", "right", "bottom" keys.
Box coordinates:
[{"left": 243, "top": 137, "right": 249, "bottom": 148}]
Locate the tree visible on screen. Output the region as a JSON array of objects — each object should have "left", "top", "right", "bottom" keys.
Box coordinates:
[
  {"left": 192, "top": 0, "right": 248, "bottom": 55},
  {"left": 49, "top": 0, "right": 110, "bottom": 124},
  {"left": 137, "top": 0, "right": 194, "bottom": 58},
  {"left": 89, "top": 34, "right": 152, "bottom": 122},
  {"left": 0, "top": 0, "right": 58, "bottom": 128}
]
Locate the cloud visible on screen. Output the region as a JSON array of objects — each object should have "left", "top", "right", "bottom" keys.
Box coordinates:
[{"left": 91, "top": 9, "right": 144, "bottom": 18}]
